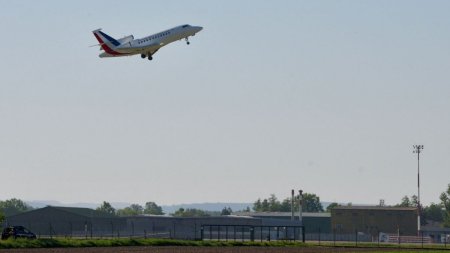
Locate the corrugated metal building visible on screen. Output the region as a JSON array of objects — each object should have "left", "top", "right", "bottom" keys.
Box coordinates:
[
  {"left": 331, "top": 206, "right": 418, "bottom": 236},
  {"left": 4, "top": 206, "right": 126, "bottom": 237}
]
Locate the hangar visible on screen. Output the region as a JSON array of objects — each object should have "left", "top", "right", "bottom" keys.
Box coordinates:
[{"left": 4, "top": 206, "right": 302, "bottom": 240}]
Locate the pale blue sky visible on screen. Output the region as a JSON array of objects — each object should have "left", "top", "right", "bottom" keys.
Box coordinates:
[{"left": 1, "top": 0, "right": 449, "bottom": 206}]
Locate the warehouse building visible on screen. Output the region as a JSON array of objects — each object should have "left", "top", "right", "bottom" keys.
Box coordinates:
[
  {"left": 3, "top": 206, "right": 126, "bottom": 237},
  {"left": 331, "top": 206, "right": 418, "bottom": 236}
]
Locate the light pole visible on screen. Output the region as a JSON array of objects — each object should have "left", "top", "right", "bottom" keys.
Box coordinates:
[
  {"left": 298, "top": 190, "right": 303, "bottom": 225},
  {"left": 413, "top": 144, "right": 424, "bottom": 234}
]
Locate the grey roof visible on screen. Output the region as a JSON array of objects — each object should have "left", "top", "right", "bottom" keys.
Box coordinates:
[
  {"left": 47, "top": 206, "right": 116, "bottom": 218},
  {"left": 233, "top": 212, "right": 331, "bottom": 218},
  {"left": 332, "top": 206, "right": 417, "bottom": 211}
]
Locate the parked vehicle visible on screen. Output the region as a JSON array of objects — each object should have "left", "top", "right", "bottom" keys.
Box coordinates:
[{"left": 1, "top": 226, "right": 36, "bottom": 240}]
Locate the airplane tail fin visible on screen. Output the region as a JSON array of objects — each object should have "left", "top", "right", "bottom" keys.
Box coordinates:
[
  {"left": 93, "top": 29, "right": 126, "bottom": 56},
  {"left": 92, "top": 29, "right": 120, "bottom": 49}
]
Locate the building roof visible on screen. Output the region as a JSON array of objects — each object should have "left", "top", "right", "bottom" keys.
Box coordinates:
[
  {"left": 233, "top": 212, "right": 331, "bottom": 218},
  {"left": 46, "top": 206, "right": 116, "bottom": 218},
  {"left": 332, "top": 206, "right": 417, "bottom": 211}
]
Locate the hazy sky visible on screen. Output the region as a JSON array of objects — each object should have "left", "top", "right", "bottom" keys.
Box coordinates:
[{"left": 1, "top": 0, "right": 449, "bottom": 207}]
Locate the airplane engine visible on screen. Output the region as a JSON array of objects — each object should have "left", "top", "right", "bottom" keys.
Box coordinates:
[{"left": 117, "top": 35, "right": 134, "bottom": 44}]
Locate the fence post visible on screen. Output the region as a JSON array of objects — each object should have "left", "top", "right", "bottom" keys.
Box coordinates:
[
  {"left": 200, "top": 226, "right": 204, "bottom": 240},
  {"left": 259, "top": 226, "right": 264, "bottom": 242},
  {"left": 377, "top": 229, "right": 380, "bottom": 247},
  {"left": 318, "top": 227, "right": 321, "bottom": 245},
  {"left": 194, "top": 223, "right": 197, "bottom": 240},
  {"left": 226, "top": 226, "right": 228, "bottom": 241},
  {"left": 302, "top": 226, "right": 305, "bottom": 243},
  {"left": 333, "top": 228, "right": 336, "bottom": 246},
  {"left": 293, "top": 227, "right": 296, "bottom": 242},
  {"left": 421, "top": 230, "right": 424, "bottom": 249},
  {"left": 144, "top": 229, "right": 147, "bottom": 239},
  {"left": 445, "top": 232, "right": 447, "bottom": 248},
  {"left": 172, "top": 222, "right": 174, "bottom": 239},
  {"left": 355, "top": 229, "right": 358, "bottom": 247}
]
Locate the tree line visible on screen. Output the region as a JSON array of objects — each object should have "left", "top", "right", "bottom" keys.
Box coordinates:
[
  {"left": 252, "top": 193, "right": 324, "bottom": 212},
  {"left": 95, "top": 202, "right": 236, "bottom": 217}
]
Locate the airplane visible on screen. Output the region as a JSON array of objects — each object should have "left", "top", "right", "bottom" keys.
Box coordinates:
[{"left": 92, "top": 24, "right": 203, "bottom": 60}]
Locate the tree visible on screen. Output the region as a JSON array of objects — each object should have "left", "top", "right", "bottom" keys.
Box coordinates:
[
  {"left": 268, "top": 194, "right": 280, "bottom": 211},
  {"left": 397, "top": 196, "right": 412, "bottom": 207},
  {"left": 326, "top": 202, "right": 341, "bottom": 212},
  {"left": 0, "top": 198, "right": 33, "bottom": 216},
  {"left": 0, "top": 210, "right": 4, "bottom": 225},
  {"left": 96, "top": 201, "right": 116, "bottom": 216},
  {"left": 221, "top": 207, "right": 232, "bottom": 215},
  {"left": 280, "top": 198, "right": 293, "bottom": 212},
  {"left": 253, "top": 199, "right": 262, "bottom": 212},
  {"left": 116, "top": 204, "right": 144, "bottom": 216},
  {"left": 130, "top": 204, "right": 144, "bottom": 214},
  {"left": 261, "top": 199, "right": 270, "bottom": 211},
  {"left": 302, "top": 193, "right": 324, "bottom": 212},
  {"left": 440, "top": 183, "right": 450, "bottom": 227},
  {"left": 172, "top": 208, "right": 210, "bottom": 217},
  {"left": 423, "top": 203, "right": 444, "bottom": 222},
  {"left": 144, "top": 202, "right": 164, "bottom": 215}
]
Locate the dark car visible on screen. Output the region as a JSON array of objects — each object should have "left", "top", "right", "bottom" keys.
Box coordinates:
[{"left": 1, "top": 226, "right": 36, "bottom": 240}]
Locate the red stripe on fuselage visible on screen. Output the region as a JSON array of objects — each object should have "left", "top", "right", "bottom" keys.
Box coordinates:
[{"left": 93, "top": 33, "right": 128, "bottom": 56}]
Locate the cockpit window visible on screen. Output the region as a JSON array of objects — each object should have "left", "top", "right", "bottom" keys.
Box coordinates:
[{"left": 182, "top": 25, "right": 189, "bottom": 28}]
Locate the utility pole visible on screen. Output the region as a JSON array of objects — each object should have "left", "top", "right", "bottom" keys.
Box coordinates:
[
  {"left": 413, "top": 144, "right": 424, "bottom": 235},
  {"left": 291, "top": 189, "right": 295, "bottom": 221}
]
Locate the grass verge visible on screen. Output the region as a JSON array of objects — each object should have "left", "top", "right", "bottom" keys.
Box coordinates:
[{"left": 0, "top": 238, "right": 449, "bottom": 252}]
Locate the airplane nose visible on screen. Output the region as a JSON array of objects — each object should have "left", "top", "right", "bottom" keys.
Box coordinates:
[{"left": 196, "top": 26, "right": 203, "bottom": 32}]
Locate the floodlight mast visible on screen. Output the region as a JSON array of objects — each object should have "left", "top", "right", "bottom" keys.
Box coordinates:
[{"left": 413, "top": 144, "right": 424, "bottom": 235}]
